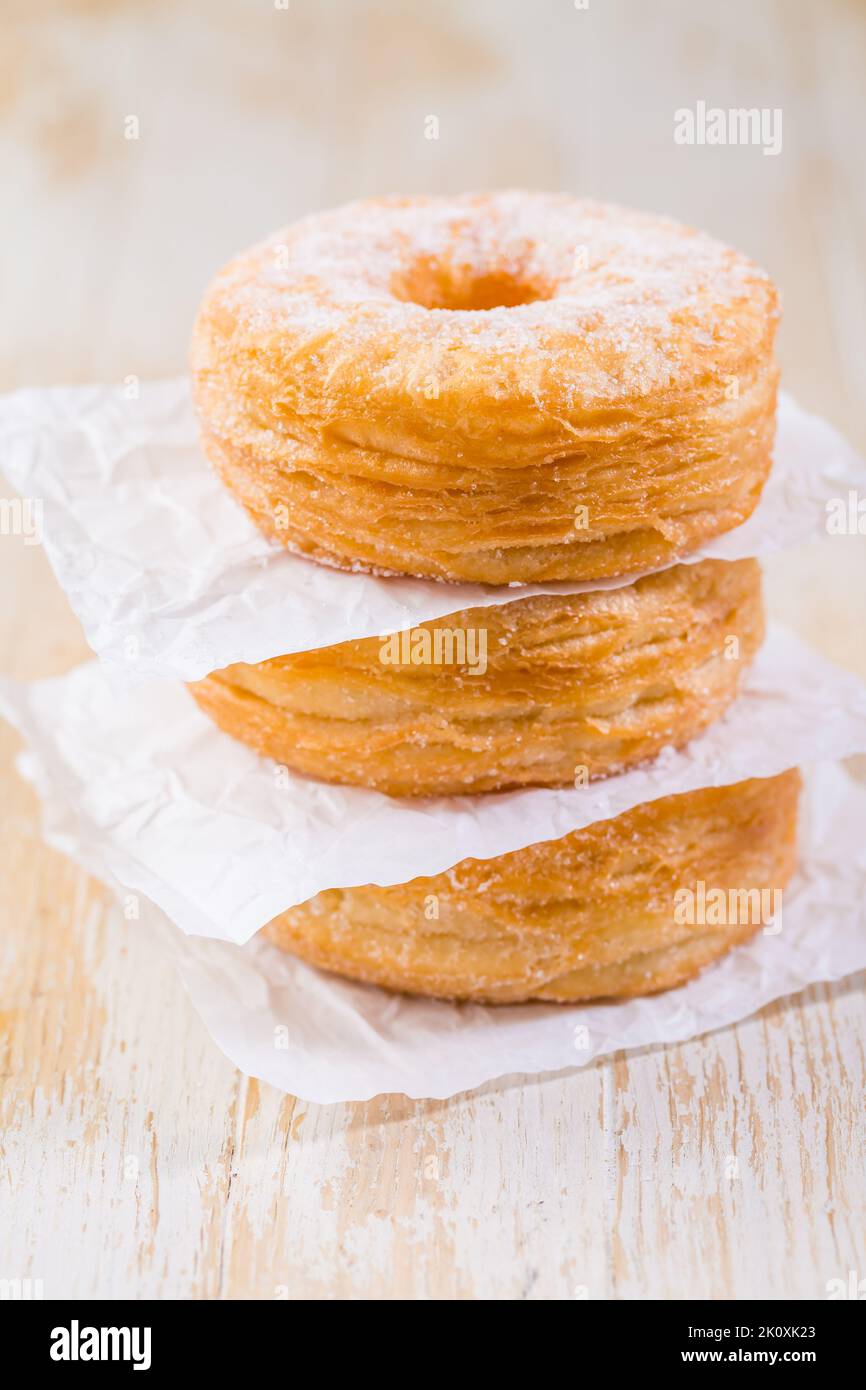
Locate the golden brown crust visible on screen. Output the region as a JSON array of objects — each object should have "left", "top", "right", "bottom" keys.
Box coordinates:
[
  {"left": 191, "top": 192, "right": 779, "bottom": 583},
  {"left": 263, "top": 771, "right": 801, "bottom": 1003},
  {"left": 188, "top": 559, "right": 764, "bottom": 797}
]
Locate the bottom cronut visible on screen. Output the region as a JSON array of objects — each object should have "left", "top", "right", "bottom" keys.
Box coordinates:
[{"left": 263, "top": 771, "right": 801, "bottom": 1003}]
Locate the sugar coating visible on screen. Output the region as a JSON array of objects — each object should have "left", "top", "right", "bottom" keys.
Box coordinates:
[{"left": 210, "top": 191, "right": 775, "bottom": 405}]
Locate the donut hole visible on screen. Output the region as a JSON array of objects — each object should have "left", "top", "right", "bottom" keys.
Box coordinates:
[{"left": 392, "top": 254, "right": 553, "bottom": 311}]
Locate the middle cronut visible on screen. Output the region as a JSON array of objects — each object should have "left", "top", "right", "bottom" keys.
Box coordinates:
[{"left": 189, "top": 558, "right": 763, "bottom": 797}]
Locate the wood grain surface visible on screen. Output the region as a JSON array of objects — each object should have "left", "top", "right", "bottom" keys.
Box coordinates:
[{"left": 1, "top": 0, "right": 864, "bottom": 1300}]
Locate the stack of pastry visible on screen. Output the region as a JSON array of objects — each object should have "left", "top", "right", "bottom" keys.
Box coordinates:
[{"left": 189, "top": 192, "right": 799, "bottom": 1004}]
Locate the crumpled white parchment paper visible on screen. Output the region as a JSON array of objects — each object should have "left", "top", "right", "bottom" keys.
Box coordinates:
[
  {"left": 3, "top": 380, "right": 866, "bottom": 1101},
  {"left": 20, "top": 756, "right": 866, "bottom": 1101},
  {"left": 168, "top": 759, "right": 866, "bottom": 1099},
  {"left": 1, "top": 626, "right": 865, "bottom": 948},
  {"left": 1, "top": 378, "right": 864, "bottom": 680}
]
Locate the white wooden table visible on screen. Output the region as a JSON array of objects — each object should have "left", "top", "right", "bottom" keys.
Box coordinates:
[{"left": 2, "top": 0, "right": 865, "bottom": 1299}]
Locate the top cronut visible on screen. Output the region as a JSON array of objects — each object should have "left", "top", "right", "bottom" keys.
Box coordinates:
[{"left": 191, "top": 192, "right": 779, "bottom": 583}]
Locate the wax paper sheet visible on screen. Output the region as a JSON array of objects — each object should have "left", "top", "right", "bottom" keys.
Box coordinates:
[
  {"left": 1, "top": 379, "right": 863, "bottom": 680},
  {"left": 1, "top": 626, "right": 865, "bottom": 948},
  {"left": 17, "top": 756, "right": 866, "bottom": 1101}
]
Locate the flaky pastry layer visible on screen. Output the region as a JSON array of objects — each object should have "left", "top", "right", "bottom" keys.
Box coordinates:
[
  {"left": 189, "top": 559, "right": 763, "bottom": 797},
  {"left": 191, "top": 192, "right": 779, "bottom": 582},
  {"left": 264, "top": 771, "right": 801, "bottom": 1003}
]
